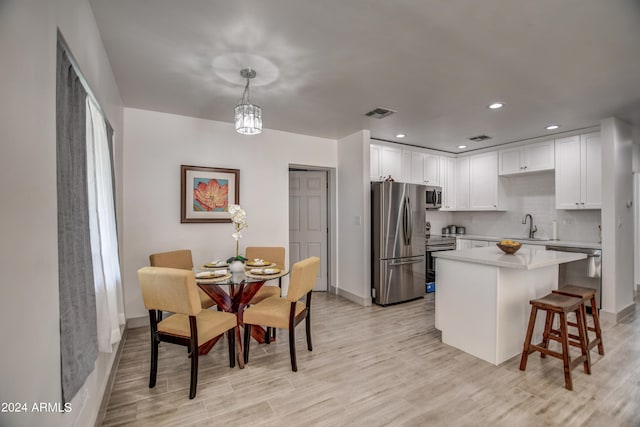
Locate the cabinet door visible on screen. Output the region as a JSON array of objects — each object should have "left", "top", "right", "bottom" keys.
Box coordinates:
[
  {"left": 470, "top": 240, "right": 489, "bottom": 248},
  {"left": 469, "top": 151, "right": 498, "bottom": 210},
  {"left": 455, "top": 156, "right": 470, "bottom": 210},
  {"left": 582, "top": 132, "right": 601, "bottom": 209},
  {"left": 381, "top": 146, "right": 402, "bottom": 182},
  {"left": 456, "top": 238, "right": 472, "bottom": 250},
  {"left": 410, "top": 151, "right": 424, "bottom": 184},
  {"left": 401, "top": 150, "right": 412, "bottom": 183},
  {"left": 423, "top": 154, "right": 440, "bottom": 185},
  {"left": 370, "top": 144, "right": 382, "bottom": 181},
  {"left": 524, "top": 140, "right": 555, "bottom": 172},
  {"left": 555, "top": 136, "right": 582, "bottom": 209},
  {"left": 440, "top": 156, "right": 456, "bottom": 210},
  {"left": 498, "top": 147, "right": 524, "bottom": 175}
]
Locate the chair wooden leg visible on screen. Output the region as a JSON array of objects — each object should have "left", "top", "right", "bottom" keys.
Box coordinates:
[
  {"left": 243, "top": 324, "right": 251, "bottom": 365},
  {"left": 289, "top": 325, "right": 297, "bottom": 372},
  {"left": 228, "top": 328, "right": 236, "bottom": 368},
  {"left": 520, "top": 306, "right": 538, "bottom": 371},
  {"left": 189, "top": 318, "right": 199, "bottom": 399},
  {"left": 148, "top": 311, "right": 158, "bottom": 388},
  {"left": 306, "top": 313, "right": 312, "bottom": 352}
]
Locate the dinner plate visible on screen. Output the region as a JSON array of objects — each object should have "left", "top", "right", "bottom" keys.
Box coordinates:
[
  {"left": 196, "top": 270, "right": 228, "bottom": 279},
  {"left": 249, "top": 268, "right": 280, "bottom": 275},
  {"left": 246, "top": 260, "right": 271, "bottom": 267},
  {"left": 204, "top": 262, "right": 228, "bottom": 268}
]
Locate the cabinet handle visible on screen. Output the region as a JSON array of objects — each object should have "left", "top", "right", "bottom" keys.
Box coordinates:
[
  {"left": 575, "top": 202, "right": 579, "bottom": 206},
  {"left": 524, "top": 165, "right": 528, "bottom": 169}
]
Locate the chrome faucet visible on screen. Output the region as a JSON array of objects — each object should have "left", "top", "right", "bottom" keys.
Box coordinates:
[{"left": 522, "top": 213, "right": 537, "bottom": 239}]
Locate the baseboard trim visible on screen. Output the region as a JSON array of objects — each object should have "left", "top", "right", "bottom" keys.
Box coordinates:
[
  {"left": 127, "top": 315, "right": 149, "bottom": 329},
  {"left": 600, "top": 302, "right": 636, "bottom": 325},
  {"left": 94, "top": 325, "right": 128, "bottom": 427},
  {"left": 331, "top": 286, "right": 372, "bottom": 306}
]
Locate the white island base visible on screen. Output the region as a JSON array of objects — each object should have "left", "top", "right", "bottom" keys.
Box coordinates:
[{"left": 434, "top": 246, "right": 586, "bottom": 366}]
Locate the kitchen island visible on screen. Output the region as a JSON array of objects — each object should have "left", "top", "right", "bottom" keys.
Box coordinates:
[{"left": 433, "top": 246, "right": 586, "bottom": 365}]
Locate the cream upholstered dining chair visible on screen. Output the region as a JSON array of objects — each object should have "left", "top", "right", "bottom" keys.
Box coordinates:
[
  {"left": 138, "top": 266, "right": 236, "bottom": 399},
  {"left": 242, "top": 256, "right": 320, "bottom": 371},
  {"left": 246, "top": 247, "right": 286, "bottom": 341},
  {"left": 246, "top": 246, "right": 285, "bottom": 304},
  {"left": 149, "top": 249, "right": 215, "bottom": 311}
]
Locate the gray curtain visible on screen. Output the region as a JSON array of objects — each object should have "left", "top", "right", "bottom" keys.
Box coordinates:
[{"left": 56, "top": 40, "right": 98, "bottom": 403}]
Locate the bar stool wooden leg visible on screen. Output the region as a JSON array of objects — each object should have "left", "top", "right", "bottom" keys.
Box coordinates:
[
  {"left": 558, "top": 311, "right": 573, "bottom": 390},
  {"left": 575, "top": 305, "right": 591, "bottom": 375},
  {"left": 540, "top": 310, "right": 554, "bottom": 359},
  {"left": 590, "top": 295, "right": 604, "bottom": 355},
  {"left": 519, "top": 306, "right": 538, "bottom": 371}
]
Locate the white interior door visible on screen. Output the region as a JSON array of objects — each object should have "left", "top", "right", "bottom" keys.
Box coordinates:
[{"left": 289, "top": 170, "right": 327, "bottom": 291}]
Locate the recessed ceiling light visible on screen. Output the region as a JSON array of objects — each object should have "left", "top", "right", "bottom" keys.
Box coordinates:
[
  {"left": 396, "top": 133, "right": 406, "bottom": 138},
  {"left": 458, "top": 145, "right": 467, "bottom": 149},
  {"left": 545, "top": 124, "right": 560, "bottom": 130},
  {"left": 487, "top": 102, "right": 504, "bottom": 109}
]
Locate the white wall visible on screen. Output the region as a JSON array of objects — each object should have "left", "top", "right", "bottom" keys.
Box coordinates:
[
  {"left": 601, "top": 117, "right": 635, "bottom": 319},
  {"left": 122, "top": 109, "right": 337, "bottom": 320},
  {"left": 336, "top": 131, "right": 372, "bottom": 305},
  {"left": 0, "top": 0, "right": 124, "bottom": 426},
  {"left": 452, "top": 173, "right": 602, "bottom": 242}
]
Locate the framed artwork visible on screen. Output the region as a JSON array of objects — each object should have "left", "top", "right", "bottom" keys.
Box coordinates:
[{"left": 180, "top": 165, "right": 240, "bottom": 223}]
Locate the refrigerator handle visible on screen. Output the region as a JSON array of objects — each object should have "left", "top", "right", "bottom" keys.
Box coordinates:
[
  {"left": 407, "top": 196, "right": 412, "bottom": 245},
  {"left": 402, "top": 196, "right": 410, "bottom": 246}
]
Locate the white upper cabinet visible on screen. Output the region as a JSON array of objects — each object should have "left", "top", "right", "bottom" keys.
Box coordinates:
[
  {"left": 469, "top": 151, "right": 501, "bottom": 210},
  {"left": 498, "top": 140, "right": 555, "bottom": 175},
  {"left": 455, "top": 156, "right": 470, "bottom": 210},
  {"left": 370, "top": 144, "right": 402, "bottom": 182},
  {"left": 439, "top": 156, "right": 456, "bottom": 210},
  {"left": 423, "top": 153, "right": 440, "bottom": 185},
  {"left": 410, "top": 151, "right": 424, "bottom": 184},
  {"left": 370, "top": 144, "right": 382, "bottom": 181},
  {"left": 555, "top": 132, "right": 601, "bottom": 209},
  {"left": 404, "top": 150, "right": 440, "bottom": 185}
]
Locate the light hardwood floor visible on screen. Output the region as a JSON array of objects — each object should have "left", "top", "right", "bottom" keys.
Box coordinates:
[{"left": 103, "top": 292, "right": 639, "bottom": 426}]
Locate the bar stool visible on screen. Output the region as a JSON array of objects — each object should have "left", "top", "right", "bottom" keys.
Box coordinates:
[
  {"left": 552, "top": 285, "right": 604, "bottom": 355},
  {"left": 519, "top": 293, "right": 591, "bottom": 390}
]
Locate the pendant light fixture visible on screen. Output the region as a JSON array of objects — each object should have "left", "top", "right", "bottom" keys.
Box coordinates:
[{"left": 234, "top": 68, "right": 262, "bottom": 135}]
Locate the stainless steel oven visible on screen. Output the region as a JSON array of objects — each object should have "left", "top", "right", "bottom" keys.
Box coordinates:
[{"left": 426, "top": 235, "right": 456, "bottom": 285}]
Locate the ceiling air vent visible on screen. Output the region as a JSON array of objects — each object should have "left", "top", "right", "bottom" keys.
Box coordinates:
[
  {"left": 365, "top": 107, "right": 396, "bottom": 119},
  {"left": 468, "top": 134, "right": 492, "bottom": 142}
]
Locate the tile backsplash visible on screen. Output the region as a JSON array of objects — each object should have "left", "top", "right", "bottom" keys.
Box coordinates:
[{"left": 427, "top": 172, "right": 602, "bottom": 243}]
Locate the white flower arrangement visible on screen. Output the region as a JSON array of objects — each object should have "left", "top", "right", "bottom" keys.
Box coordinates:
[{"left": 228, "top": 204, "right": 248, "bottom": 260}]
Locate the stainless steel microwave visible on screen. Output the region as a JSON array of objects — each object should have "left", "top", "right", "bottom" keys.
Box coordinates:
[{"left": 425, "top": 185, "right": 442, "bottom": 209}]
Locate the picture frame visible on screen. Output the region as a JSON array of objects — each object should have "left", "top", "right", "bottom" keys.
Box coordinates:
[{"left": 180, "top": 165, "right": 240, "bottom": 223}]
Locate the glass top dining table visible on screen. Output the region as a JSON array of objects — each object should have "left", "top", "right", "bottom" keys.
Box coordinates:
[{"left": 195, "top": 268, "right": 288, "bottom": 368}]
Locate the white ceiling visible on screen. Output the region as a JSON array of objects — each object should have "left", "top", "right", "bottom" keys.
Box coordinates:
[{"left": 89, "top": 0, "right": 640, "bottom": 153}]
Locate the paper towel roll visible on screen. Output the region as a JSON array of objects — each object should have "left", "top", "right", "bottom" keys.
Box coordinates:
[{"left": 551, "top": 220, "right": 558, "bottom": 240}]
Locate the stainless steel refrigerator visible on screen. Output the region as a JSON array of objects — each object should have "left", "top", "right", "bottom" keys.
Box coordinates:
[{"left": 371, "top": 181, "right": 426, "bottom": 305}]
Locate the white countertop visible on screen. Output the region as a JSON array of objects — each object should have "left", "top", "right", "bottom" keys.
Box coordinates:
[
  {"left": 448, "top": 234, "right": 601, "bottom": 250},
  {"left": 432, "top": 246, "right": 587, "bottom": 270}
]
